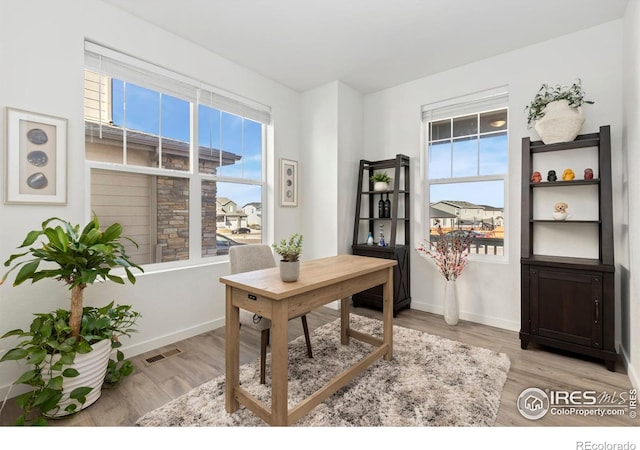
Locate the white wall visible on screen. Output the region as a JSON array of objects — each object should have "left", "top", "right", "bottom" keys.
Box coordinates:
[
  {"left": 622, "top": 0, "right": 640, "bottom": 389},
  {"left": 363, "top": 21, "right": 625, "bottom": 337},
  {"left": 300, "top": 82, "right": 339, "bottom": 259},
  {"left": 300, "top": 81, "right": 363, "bottom": 260},
  {"left": 337, "top": 82, "right": 364, "bottom": 255},
  {"left": 0, "top": 0, "right": 301, "bottom": 397}
]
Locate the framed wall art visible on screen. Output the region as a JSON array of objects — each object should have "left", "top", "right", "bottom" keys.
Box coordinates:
[
  {"left": 5, "top": 108, "right": 67, "bottom": 204},
  {"left": 280, "top": 158, "right": 298, "bottom": 207}
]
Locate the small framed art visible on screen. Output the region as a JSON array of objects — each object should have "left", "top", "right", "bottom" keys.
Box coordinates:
[
  {"left": 5, "top": 108, "right": 68, "bottom": 204},
  {"left": 280, "top": 158, "right": 298, "bottom": 207}
]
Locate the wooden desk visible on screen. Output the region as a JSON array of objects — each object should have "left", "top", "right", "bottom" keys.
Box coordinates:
[{"left": 219, "top": 254, "right": 396, "bottom": 426}]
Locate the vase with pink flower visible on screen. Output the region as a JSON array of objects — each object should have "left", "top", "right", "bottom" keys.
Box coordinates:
[{"left": 416, "top": 229, "right": 473, "bottom": 325}]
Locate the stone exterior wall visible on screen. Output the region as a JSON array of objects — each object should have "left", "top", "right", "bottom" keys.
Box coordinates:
[{"left": 157, "top": 154, "right": 191, "bottom": 262}]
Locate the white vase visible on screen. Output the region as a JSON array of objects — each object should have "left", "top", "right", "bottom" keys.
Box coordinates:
[
  {"left": 42, "top": 338, "right": 111, "bottom": 417},
  {"left": 444, "top": 280, "right": 459, "bottom": 326},
  {"left": 373, "top": 181, "right": 389, "bottom": 192},
  {"left": 279, "top": 260, "right": 300, "bottom": 282},
  {"left": 534, "top": 99, "right": 585, "bottom": 144}
]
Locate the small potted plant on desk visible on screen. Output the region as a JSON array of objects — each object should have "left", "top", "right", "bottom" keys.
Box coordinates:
[
  {"left": 0, "top": 215, "right": 143, "bottom": 425},
  {"left": 272, "top": 233, "right": 303, "bottom": 282},
  {"left": 370, "top": 172, "right": 392, "bottom": 192}
]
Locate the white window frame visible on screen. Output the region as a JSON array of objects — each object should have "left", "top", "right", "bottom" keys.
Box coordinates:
[
  {"left": 84, "top": 42, "right": 271, "bottom": 272},
  {"left": 421, "top": 89, "right": 509, "bottom": 263}
]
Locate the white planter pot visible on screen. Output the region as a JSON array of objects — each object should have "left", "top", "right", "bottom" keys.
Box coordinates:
[
  {"left": 279, "top": 260, "right": 300, "bottom": 282},
  {"left": 373, "top": 181, "right": 389, "bottom": 192},
  {"left": 444, "top": 280, "right": 459, "bottom": 326},
  {"left": 534, "top": 99, "right": 585, "bottom": 144},
  {"left": 43, "top": 339, "right": 111, "bottom": 417}
]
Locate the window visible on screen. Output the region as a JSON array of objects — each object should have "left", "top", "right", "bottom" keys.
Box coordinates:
[
  {"left": 84, "top": 42, "right": 270, "bottom": 266},
  {"left": 423, "top": 93, "right": 508, "bottom": 258}
]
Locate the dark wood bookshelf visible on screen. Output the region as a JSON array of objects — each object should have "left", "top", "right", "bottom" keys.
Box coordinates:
[{"left": 520, "top": 125, "right": 616, "bottom": 371}]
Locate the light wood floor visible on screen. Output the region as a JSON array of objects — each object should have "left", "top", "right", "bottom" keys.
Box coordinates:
[{"left": 0, "top": 305, "right": 636, "bottom": 427}]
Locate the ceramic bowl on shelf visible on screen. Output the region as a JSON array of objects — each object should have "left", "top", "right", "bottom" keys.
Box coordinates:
[{"left": 552, "top": 211, "right": 567, "bottom": 221}]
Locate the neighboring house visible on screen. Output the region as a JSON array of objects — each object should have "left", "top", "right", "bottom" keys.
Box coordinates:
[
  {"left": 429, "top": 205, "right": 458, "bottom": 231},
  {"left": 430, "top": 201, "right": 504, "bottom": 230},
  {"left": 84, "top": 71, "right": 242, "bottom": 263},
  {"left": 243, "top": 202, "right": 262, "bottom": 227},
  {"left": 217, "top": 197, "right": 248, "bottom": 229}
]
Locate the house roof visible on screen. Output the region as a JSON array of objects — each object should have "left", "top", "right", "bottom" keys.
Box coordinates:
[
  {"left": 85, "top": 121, "right": 241, "bottom": 166},
  {"left": 216, "top": 197, "right": 235, "bottom": 206},
  {"left": 429, "top": 206, "right": 457, "bottom": 219},
  {"left": 432, "top": 200, "right": 482, "bottom": 209}
]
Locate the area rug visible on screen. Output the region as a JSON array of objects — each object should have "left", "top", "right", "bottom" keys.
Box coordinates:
[{"left": 136, "top": 315, "right": 510, "bottom": 427}]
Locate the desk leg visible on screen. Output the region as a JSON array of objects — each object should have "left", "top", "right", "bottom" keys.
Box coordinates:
[
  {"left": 383, "top": 267, "right": 393, "bottom": 361},
  {"left": 340, "top": 297, "right": 350, "bottom": 345},
  {"left": 225, "top": 286, "right": 240, "bottom": 413},
  {"left": 271, "top": 300, "right": 289, "bottom": 426}
]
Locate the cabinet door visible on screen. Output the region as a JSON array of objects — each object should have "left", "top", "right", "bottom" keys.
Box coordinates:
[{"left": 529, "top": 268, "right": 602, "bottom": 348}]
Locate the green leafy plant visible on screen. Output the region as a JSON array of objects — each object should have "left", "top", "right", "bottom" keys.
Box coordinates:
[
  {"left": 525, "top": 78, "right": 594, "bottom": 128},
  {"left": 0, "top": 215, "right": 143, "bottom": 425},
  {"left": 1, "top": 303, "right": 140, "bottom": 425},
  {"left": 370, "top": 172, "right": 392, "bottom": 184},
  {"left": 272, "top": 233, "right": 303, "bottom": 262}
]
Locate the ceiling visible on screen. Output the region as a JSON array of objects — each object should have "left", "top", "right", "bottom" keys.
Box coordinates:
[{"left": 100, "top": 0, "right": 629, "bottom": 94}]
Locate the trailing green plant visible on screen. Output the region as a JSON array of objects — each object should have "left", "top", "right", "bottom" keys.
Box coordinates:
[
  {"left": 272, "top": 233, "right": 303, "bottom": 262},
  {"left": 0, "top": 303, "right": 140, "bottom": 425},
  {"left": 525, "top": 78, "right": 594, "bottom": 127},
  {"left": 0, "top": 215, "right": 143, "bottom": 425},
  {"left": 370, "top": 172, "right": 392, "bottom": 184}
]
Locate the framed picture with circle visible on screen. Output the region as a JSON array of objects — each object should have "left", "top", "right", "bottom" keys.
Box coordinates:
[
  {"left": 280, "top": 158, "right": 298, "bottom": 207},
  {"left": 5, "top": 108, "right": 67, "bottom": 204}
]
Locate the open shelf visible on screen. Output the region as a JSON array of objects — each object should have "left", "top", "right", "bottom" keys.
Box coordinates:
[
  {"left": 352, "top": 154, "right": 411, "bottom": 316},
  {"left": 520, "top": 125, "right": 616, "bottom": 371},
  {"left": 530, "top": 179, "right": 600, "bottom": 188}
]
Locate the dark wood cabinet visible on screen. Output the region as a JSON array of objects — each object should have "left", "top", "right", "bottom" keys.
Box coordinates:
[
  {"left": 351, "top": 154, "right": 411, "bottom": 316},
  {"left": 520, "top": 126, "right": 616, "bottom": 371}
]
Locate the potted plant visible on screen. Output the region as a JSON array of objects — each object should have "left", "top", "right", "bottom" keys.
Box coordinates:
[
  {"left": 370, "top": 172, "right": 392, "bottom": 191},
  {"left": 0, "top": 215, "right": 143, "bottom": 425},
  {"left": 272, "top": 233, "right": 303, "bottom": 282},
  {"left": 525, "top": 78, "right": 594, "bottom": 144}
]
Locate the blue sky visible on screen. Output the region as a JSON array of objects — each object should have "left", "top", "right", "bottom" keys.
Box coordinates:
[
  {"left": 428, "top": 133, "right": 507, "bottom": 208},
  {"left": 112, "top": 80, "right": 262, "bottom": 206}
]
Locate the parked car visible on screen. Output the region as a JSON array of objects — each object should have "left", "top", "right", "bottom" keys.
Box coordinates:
[
  {"left": 232, "top": 227, "right": 252, "bottom": 234},
  {"left": 216, "top": 233, "right": 245, "bottom": 255}
]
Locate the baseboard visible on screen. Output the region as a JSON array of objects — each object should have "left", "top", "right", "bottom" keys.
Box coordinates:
[
  {"left": 123, "top": 317, "right": 225, "bottom": 359},
  {"left": 410, "top": 298, "right": 520, "bottom": 332}
]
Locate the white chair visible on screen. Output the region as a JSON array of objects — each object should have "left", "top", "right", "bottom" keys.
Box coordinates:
[{"left": 229, "top": 244, "right": 313, "bottom": 384}]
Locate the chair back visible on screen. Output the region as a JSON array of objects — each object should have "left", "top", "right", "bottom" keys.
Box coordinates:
[{"left": 229, "top": 244, "right": 277, "bottom": 275}]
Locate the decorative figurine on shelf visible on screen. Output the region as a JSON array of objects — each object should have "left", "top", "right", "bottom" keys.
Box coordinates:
[
  {"left": 562, "top": 168, "right": 575, "bottom": 181},
  {"left": 584, "top": 168, "right": 594, "bottom": 180},
  {"left": 553, "top": 201, "right": 569, "bottom": 221},
  {"left": 367, "top": 232, "right": 374, "bottom": 245},
  {"left": 547, "top": 170, "right": 557, "bottom": 181},
  {"left": 531, "top": 171, "right": 542, "bottom": 183},
  {"left": 378, "top": 224, "right": 386, "bottom": 247}
]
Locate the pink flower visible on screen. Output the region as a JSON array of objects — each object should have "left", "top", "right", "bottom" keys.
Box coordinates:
[{"left": 416, "top": 228, "right": 473, "bottom": 281}]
